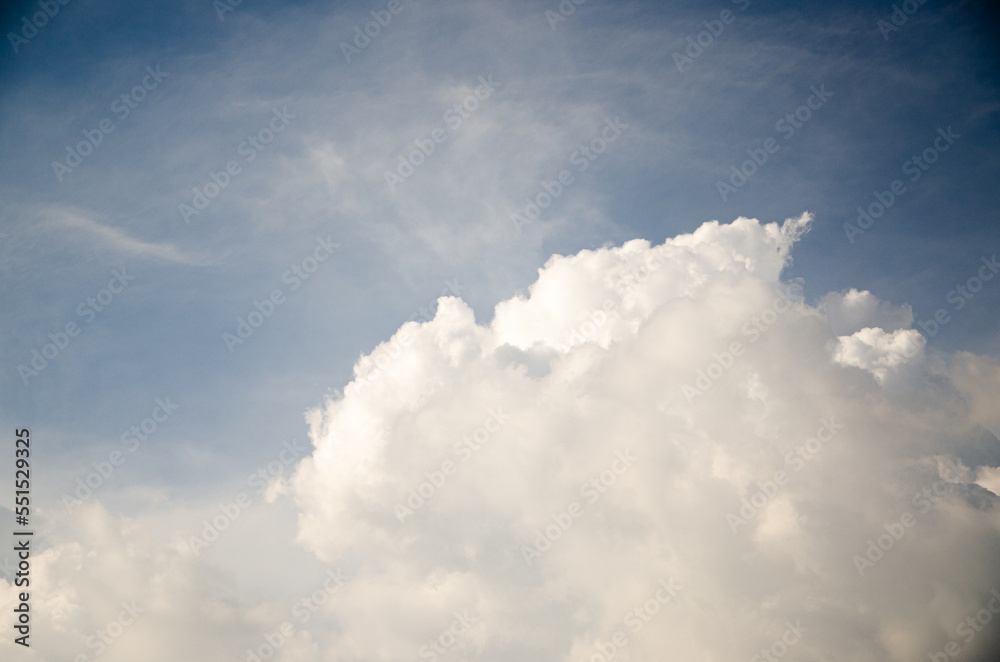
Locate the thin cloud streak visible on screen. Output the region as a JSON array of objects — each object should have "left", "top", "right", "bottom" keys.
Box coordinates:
[{"left": 41, "top": 206, "right": 215, "bottom": 266}]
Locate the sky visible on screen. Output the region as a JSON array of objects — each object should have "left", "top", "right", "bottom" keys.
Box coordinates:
[{"left": 1, "top": 0, "right": 999, "bottom": 660}]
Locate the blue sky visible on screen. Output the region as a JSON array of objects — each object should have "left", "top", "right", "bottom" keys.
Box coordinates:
[{"left": 2, "top": 1, "right": 1000, "bottom": 659}]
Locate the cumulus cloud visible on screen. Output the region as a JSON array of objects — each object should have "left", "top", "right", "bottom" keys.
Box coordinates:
[
  {"left": 8, "top": 215, "right": 1000, "bottom": 661},
  {"left": 0, "top": 502, "right": 285, "bottom": 662},
  {"left": 818, "top": 288, "right": 914, "bottom": 336},
  {"left": 830, "top": 326, "right": 926, "bottom": 385},
  {"left": 279, "top": 214, "right": 1000, "bottom": 661}
]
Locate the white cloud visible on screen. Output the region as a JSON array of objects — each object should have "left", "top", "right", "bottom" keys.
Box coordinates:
[
  {"left": 831, "top": 326, "right": 926, "bottom": 385},
  {"left": 0, "top": 502, "right": 281, "bottom": 662},
  {"left": 41, "top": 206, "right": 209, "bottom": 265},
  {"left": 281, "top": 214, "right": 1000, "bottom": 661},
  {"left": 9, "top": 215, "right": 1000, "bottom": 661},
  {"left": 818, "top": 288, "right": 914, "bottom": 335}
]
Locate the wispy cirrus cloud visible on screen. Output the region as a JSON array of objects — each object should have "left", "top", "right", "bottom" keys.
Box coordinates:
[{"left": 40, "top": 206, "right": 216, "bottom": 266}]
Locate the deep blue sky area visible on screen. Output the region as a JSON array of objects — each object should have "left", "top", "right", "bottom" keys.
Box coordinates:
[{"left": 1, "top": 0, "right": 998, "bottom": 505}]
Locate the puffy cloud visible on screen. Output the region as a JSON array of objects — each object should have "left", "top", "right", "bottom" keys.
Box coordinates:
[
  {"left": 0, "top": 500, "right": 343, "bottom": 662},
  {"left": 0, "top": 502, "right": 267, "bottom": 662},
  {"left": 283, "top": 214, "right": 1000, "bottom": 661},
  {"left": 830, "top": 326, "right": 926, "bottom": 385},
  {"left": 8, "top": 215, "right": 999, "bottom": 661},
  {"left": 818, "top": 288, "right": 914, "bottom": 336}
]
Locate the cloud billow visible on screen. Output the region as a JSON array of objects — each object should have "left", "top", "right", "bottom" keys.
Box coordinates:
[
  {"left": 284, "top": 214, "right": 1000, "bottom": 661},
  {"left": 7, "top": 215, "right": 997, "bottom": 661}
]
